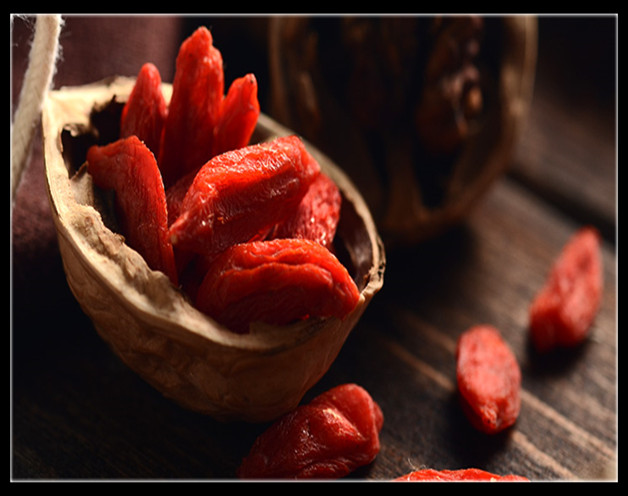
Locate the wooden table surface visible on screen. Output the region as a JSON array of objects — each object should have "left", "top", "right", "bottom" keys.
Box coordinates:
[{"left": 11, "top": 16, "right": 617, "bottom": 482}]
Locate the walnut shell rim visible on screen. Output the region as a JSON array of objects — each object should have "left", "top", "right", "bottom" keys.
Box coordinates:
[{"left": 42, "top": 77, "right": 386, "bottom": 423}]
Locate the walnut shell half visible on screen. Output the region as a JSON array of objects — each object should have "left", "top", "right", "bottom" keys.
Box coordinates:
[{"left": 42, "top": 77, "right": 385, "bottom": 423}]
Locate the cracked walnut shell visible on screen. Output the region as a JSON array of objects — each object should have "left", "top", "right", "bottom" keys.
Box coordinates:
[{"left": 42, "top": 77, "right": 385, "bottom": 422}]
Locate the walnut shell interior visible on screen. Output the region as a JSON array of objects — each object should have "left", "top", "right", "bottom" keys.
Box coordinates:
[{"left": 42, "top": 77, "right": 385, "bottom": 422}]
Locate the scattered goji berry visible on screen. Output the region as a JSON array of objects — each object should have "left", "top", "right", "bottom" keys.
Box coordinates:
[
  {"left": 237, "top": 383, "right": 383, "bottom": 479},
  {"left": 529, "top": 227, "right": 603, "bottom": 353},
  {"left": 394, "top": 468, "right": 529, "bottom": 482},
  {"left": 119, "top": 62, "right": 167, "bottom": 155},
  {"left": 168, "top": 135, "right": 320, "bottom": 259},
  {"left": 86, "top": 136, "right": 178, "bottom": 285},
  {"left": 158, "top": 26, "right": 224, "bottom": 187},
  {"left": 456, "top": 325, "right": 521, "bottom": 434},
  {"left": 212, "top": 73, "right": 260, "bottom": 157},
  {"left": 196, "top": 238, "right": 360, "bottom": 333},
  {"left": 269, "top": 171, "right": 342, "bottom": 251}
]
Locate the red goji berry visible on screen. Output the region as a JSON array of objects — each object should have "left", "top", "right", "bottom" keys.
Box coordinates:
[
  {"left": 394, "top": 468, "right": 529, "bottom": 482},
  {"left": 86, "top": 136, "right": 178, "bottom": 285},
  {"left": 529, "top": 227, "right": 603, "bottom": 353},
  {"left": 158, "top": 26, "right": 224, "bottom": 187},
  {"left": 456, "top": 325, "right": 521, "bottom": 434},
  {"left": 269, "top": 171, "right": 342, "bottom": 251},
  {"left": 119, "top": 62, "right": 167, "bottom": 155},
  {"left": 168, "top": 135, "right": 320, "bottom": 258},
  {"left": 237, "top": 383, "right": 383, "bottom": 479},
  {"left": 212, "top": 73, "right": 260, "bottom": 157},
  {"left": 195, "top": 238, "right": 360, "bottom": 333}
]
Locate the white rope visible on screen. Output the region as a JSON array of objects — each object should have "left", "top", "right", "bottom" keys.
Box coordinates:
[{"left": 11, "top": 14, "right": 63, "bottom": 203}]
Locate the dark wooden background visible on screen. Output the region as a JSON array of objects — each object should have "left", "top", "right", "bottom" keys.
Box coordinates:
[{"left": 11, "top": 15, "right": 617, "bottom": 481}]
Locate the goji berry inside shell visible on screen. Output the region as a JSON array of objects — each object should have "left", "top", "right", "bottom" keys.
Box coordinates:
[
  {"left": 119, "top": 62, "right": 167, "bottom": 156},
  {"left": 212, "top": 73, "right": 260, "bottom": 157},
  {"left": 86, "top": 136, "right": 178, "bottom": 286},
  {"left": 168, "top": 135, "right": 321, "bottom": 258},
  {"left": 196, "top": 238, "right": 360, "bottom": 334},
  {"left": 269, "top": 171, "right": 342, "bottom": 250},
  {"left": 158, "top": 26, "right": 224, "bottom": 187}
]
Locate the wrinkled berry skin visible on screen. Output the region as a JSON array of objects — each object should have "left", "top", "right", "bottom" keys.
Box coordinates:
[
  {"left": 237, "top": 383, "right": 383, "bottom": 479},
  {"left": 212, "top": 73, "right": 260, "bottom": 157},
  {"left": 119, "top": 62, "right": 167, "bottom": 155},
  {"left": 86, "top": 136, "right": 178, "bottom": 285},
  {"left": 269, "top": 172, "right": 342, "bottom": 251},
  {"left": 196, "top": 238, "right": 360, "bottom": 334},
  {"left": 158, "top": 26, "right": 224, "bottom": 187},
  {"left": 529, "top": 227, "right": 603, "bottom": 353},
  {"left": 168, "top": 135, "right": 320, "bottom": 258}
]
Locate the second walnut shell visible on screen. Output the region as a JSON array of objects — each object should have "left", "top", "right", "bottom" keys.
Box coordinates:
[{"left": 268, "top": 15, "right": 538, "bottom": 245}]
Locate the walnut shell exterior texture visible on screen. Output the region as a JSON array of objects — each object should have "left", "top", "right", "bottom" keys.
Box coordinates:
[
  {"left": 42, "top": 77, "right": 385, "bottom": 423},
  {"left": 269, "top": 16, "right": 538, "bottom": 245}
]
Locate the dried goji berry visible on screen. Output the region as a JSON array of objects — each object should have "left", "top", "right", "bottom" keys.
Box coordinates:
[
  {"left": 119, "top": 62, "right": 167, "bottom": 155},
  {"left": 394, "top": 468, "right": 529, "bottom": 482},
  {"left": 211, "top": 73, "right": 260, "bottom": 157},
  {"left": 269, "top": 171, "right": 342, "bottom": 251},
  {"left": 529, "top": 227, "right": 603, "bottom": 353},
  {"left": 158, "top": 26, "right": 224, "bottom": 187},
  {"left": 456, "top": 325, "right": 521, "bottom": 434},
  {"left": 195, "top": 238, "right": 360, "bottom": 333},
  {"left": 168, "top": 135, "right": 320, "bottom": 258},
  {"left": 86, "top": 136, "right": 178, "bottom": 285},
  {"left": 237, "top": 383, "right": 383, "bottom": 479}
]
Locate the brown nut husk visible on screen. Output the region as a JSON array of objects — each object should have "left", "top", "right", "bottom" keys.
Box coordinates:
[
  {"left": 42, "top": 77, "right": 385, "bottom": 423},
  {"left": 268, "top": 15, "right": 538, "bottom": 245}
]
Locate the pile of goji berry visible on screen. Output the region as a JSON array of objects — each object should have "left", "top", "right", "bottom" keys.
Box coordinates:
[
  {"left": 86, "top": 26, "right": 360, "bottom": 334},
  {"left": 85, "top": 26, "right": 603, "bottom": 481}
]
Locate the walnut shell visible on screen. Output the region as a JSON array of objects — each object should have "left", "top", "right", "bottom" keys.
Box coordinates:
[
  {"left": 268, "top": 16, "right": 538, "bottom": 245},
  {"left": 42, "top": 77, "right": 385, "bottom": 423}
]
